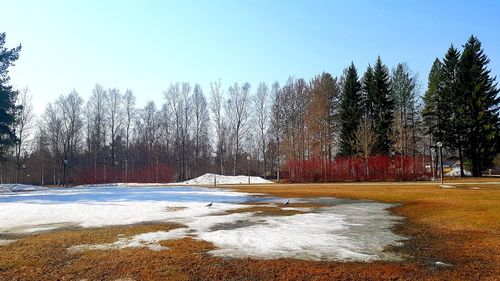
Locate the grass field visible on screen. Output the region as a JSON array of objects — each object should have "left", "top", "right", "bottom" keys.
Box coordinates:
[{"left": 0, "top": 179, "right": 499, "bottom": 280}]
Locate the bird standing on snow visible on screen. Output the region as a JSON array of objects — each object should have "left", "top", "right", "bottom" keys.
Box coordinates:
[
  {"left": 283, "top": 200, "right": 289, "bottom": 205},
  {"left": 206, "top": 202, "right": 213, "bottom": 207}
]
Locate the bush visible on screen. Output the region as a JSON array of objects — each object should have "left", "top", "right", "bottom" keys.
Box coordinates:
[{"left": 282, "top": 155, "right": 430, "bottom": 182}]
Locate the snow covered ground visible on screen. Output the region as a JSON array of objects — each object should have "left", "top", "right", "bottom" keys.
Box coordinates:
[
  {"left": 0, "top": 184, "right": 47, "bottom": 193},
  {"left": 181, "top": 173, "right": 274, "bottom": 185},
  {"left": 0, "top": 185, "right": 405, "bottom": 261}
]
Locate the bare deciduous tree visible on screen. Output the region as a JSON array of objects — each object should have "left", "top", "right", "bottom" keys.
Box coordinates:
[
  {"left": 192, "top": 84, "right": 210, "bottom": 176},
  {"left": 123, "top": 89, "right": 136, "bottom": 182},
  {"left": 14, "top": 87, "right": 34, "bottom": 183},
  {"left": 355, "top": 117, "right": 374, "bottom": 177},
  {"left": 42, "top": 103, "right": 63, "bottom": 184},
  {"left": 88, "top": 84, "right": 107, "bottom": 181},
  {"left": 270, "top": 81, "right": 283, "bottom": 181},
  {"left": 136, "top": 101, "right": 158, "bottom": 167},
  {"left": 106, "top": 88, "right": 122, "bottom": 167},
  {"left": 57, "top": 90, "right": 84, "bottom": 185},
  {"left": 391, "top": 63, "right": 420, "bottom": 174},
  {"left": 253, "top": 82, "right": 270, "bottom": 177},
  {"left": 180, "top": 82, "right": 192, "bottom": 180},
  {"left": 209, "top": 79, "right": 226, "bottom": 174},
  {"left": 226, "top": 82, "right": 251, "bottom": 175}
]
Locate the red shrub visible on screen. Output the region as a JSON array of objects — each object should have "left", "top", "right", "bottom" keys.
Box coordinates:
[{"left": 283, "top": 155, "right": 431, "bottom": 183}]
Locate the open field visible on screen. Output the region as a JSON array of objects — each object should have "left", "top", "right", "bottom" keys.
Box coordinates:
[{"left": 0, "top": 179, "right": 499, "bottom": 280}]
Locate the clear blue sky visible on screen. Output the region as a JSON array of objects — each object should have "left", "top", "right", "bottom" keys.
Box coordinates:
[{"left": 2, "top": 0, "right": 499, "bottom": 115}]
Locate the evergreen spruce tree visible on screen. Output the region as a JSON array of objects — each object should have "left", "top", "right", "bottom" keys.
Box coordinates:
[
  {"left": 371, "top": 56, "right": 394, "bottom": 154},
  {"left": 338, "top": 63, "right": 362, "bottom": 156},
  {"left": 459, "top": 35, "right": 500, "bottom": 176},
  {"left": 441, "top": 45, "right": 465, "bottom": 176},
  {"left": 362, "top": 65, "right": 376, "bottom": 121},
  {"left": 0, "top": 32, "right": 21, "bottom": 159},
  {"left": 422, "top": 59, "right": 446, "bottom": 142}
]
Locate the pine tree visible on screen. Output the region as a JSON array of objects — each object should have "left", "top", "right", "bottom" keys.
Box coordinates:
[
  {"left": 0, "top": 32, "right": 21, "bottom": 160},
  {"left": 459, "top": 35, "right": 500, "bottom": 176},
  {"left": 372, "top": 56, "right": 394, "bottom": 154},
  {"left": 339, "top": 62, "right": 362, "bottom": 156}
]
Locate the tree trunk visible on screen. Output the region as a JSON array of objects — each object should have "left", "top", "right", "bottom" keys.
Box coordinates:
[{"left": 458, "top": 145, "right": 465, "bottom": 177}]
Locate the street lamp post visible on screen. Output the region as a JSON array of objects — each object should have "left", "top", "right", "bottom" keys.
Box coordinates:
[
  {"left": 247, "top": 155, "right": 251, "bottom": 184},
  {"left": 437, "top": 142, "right": 444, "bottom": 186},
  {"left": 114, "top": 161, "right": 119, "bottom": 186},
  {"left": 212, "top": 152, "right": 217, "bottom": 187},
  {"left": 124, "top": 159, "right": 128, "bottom": 183},
  {"left": 430, "top": 147, "right": 436, "bottom": 181},
  {"left": 63, "top": 159, "right": 68, "bottom": 187}
]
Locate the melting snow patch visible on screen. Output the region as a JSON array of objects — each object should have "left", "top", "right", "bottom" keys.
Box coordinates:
[
  {"left": 0, "top": 239, "right": 17, "bottom": 246},
  {"left": 70, "top": 203, "right": 405, "bottom": 261},
  {"left": 69, "top": 228, "right": 188, "bottom": 252},
  {"left": 434, "top": 261, "right": 453, "bottom": 267},
  {"left": 198, "top": 203, "right": 405, "bottom": 261},
  {"left": 0, "top": 185, "right": 406, "bottom": 262}
]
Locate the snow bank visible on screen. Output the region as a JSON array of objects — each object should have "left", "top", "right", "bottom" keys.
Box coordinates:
[
  {"left": 182, "top": 173, "right": 273, "bottom": 185},
  {"left": 76, "top": 173, "right": 273, "bottom": 187},
  {"left": 445, "top": 167, "right": 472, "bottom": 177},
  {"left": 0, "top": 184, "right": 46, "bottom": 193}
]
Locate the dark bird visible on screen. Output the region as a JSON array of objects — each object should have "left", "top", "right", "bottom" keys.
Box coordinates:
[
  {"left": 206, "top": 202, "right": 213, "bottom": 207},
  {"left": 283, "top": 200, "right": 289, "bottom": 205}
]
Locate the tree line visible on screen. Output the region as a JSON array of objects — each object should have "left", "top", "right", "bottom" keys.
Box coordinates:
[
  {"left": 0, "top": 32, "right": 498, "bottom": 184},
  {"left": 423, "top": 36, "right": 499, "bottom": 176}
]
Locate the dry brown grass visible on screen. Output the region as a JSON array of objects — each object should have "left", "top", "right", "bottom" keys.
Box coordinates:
[
  {"left": 230, "top": 180, "right": 500, "bottom": 280},
  {"left": 0, "top": 179, "right": 499, "bottom": 280}
]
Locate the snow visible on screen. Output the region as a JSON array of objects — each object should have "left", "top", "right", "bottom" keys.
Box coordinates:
[
  {"left": 0, "top": 184, "right": 46, "bottom": 193},
  {"left": 74, "top": 173, "right": 274, "bottom": 187},
  {"left": 78, "top": 183, "right": 171, "bottom": 188},
  {"left": 181, "top": 173, "right": 273, "bottom": 185},
  {"left": 0, "top": 239, "right": 17, "bottom": 246},
  {"left": 70, "top": 228, "right": 189, "bottom": 252},
  {"left": 435, "top": 261, "right": 453, "bottom": 267},
  {"left": 199, "top": 203, "right": 405, "bottom": 261},
  {"left": 0, "top": 185, "right": 405, "bottom": 262},
  {"left": 445, "top": 167, "right": 472, "bottom": 177}
]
